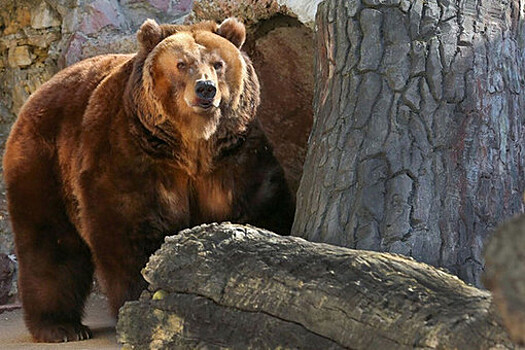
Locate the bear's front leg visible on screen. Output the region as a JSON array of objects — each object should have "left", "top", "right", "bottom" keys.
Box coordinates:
[
  {"left": 76, "top": 154, "right": 194, "bottom": 315},
  {"left": 5, "top": 144, "right": 95, "bottom": 342},
  {"left": 79, "top": 192, "right": 181, "bottom": 316},
  {"left": 91, "top": 240, "right": 151, "bottom": 316}
]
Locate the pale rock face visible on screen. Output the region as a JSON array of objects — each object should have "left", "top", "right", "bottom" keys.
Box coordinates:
[
  {"left": 190, "top": 0, "right": 321, "bottom": 27},
  {"left": 7, "top": 46, "right": 32, "bottom": 68},
  {"left": 78, "top": 0, "right": 128, "bottom": 34},
  {"left": 31, "top": 1, "right": 61, "bottom": 29},
  {"left": 277, "top": 0, "right": 322, "bottom": 26}
]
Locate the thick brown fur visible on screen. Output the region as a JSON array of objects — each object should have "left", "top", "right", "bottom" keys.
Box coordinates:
[{"left": 3, "top": 18, "right": 294, "bottom": 343}]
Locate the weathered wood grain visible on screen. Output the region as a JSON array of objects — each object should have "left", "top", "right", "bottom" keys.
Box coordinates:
[{"left": 117, "top": 223, "right": 515, "bottom": 349}]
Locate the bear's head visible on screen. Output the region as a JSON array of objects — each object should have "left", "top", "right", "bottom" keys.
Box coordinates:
[{"left": 126, "top": 18, "right": 259, "bottom": 146}]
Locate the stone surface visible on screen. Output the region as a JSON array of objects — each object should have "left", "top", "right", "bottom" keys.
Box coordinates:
[
  {"left": 7, "top": 46, "right": 32, "bottom": 68},
  {"left": 249, "top": 23, "right": 314, "bottom": 194},
  {"left": 484, "top": 215, "right": 525, "bottom": 345},
  {"left": 117, "top": 223, "right": 515, "bottom": 349},
  {"left": 31, "top": 1, "right": 61, "bottom": 29},
  {"left": 190, "top": 0, "right": 287, "bottom": 25},
  {"left": 77, "top": 0, "right": 128, "bottom": 35},
  {"left": 276, "top": 0, "right": 323, "bottom": 26},
  {"left": 293, "top": 0, "right": 525, "bottom": 287}
]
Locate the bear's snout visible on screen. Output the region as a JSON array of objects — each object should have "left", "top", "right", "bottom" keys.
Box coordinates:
[{"left": 195, "top": 80, "right": 217, "bottom": 102}]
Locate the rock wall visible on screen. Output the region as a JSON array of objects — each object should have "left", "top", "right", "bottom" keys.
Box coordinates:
[{"left": 0, "top": 0, "right": 191, "bottom": 122}]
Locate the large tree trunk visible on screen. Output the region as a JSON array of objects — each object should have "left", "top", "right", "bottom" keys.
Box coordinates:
[
  {"left": 117, "top": 223, "right": 514, "bottom": 349},
  {"left": 292, "top": 0, "right": 525, "bottom": 286}
]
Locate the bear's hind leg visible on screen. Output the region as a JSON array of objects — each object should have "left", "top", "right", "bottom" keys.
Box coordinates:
[{"left": 6, "top": 154, "right": 94, "bottom": 342}]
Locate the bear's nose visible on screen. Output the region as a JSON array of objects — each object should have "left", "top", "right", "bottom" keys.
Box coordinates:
[{"left": 195, "top": 80, "right": 217, "bottom": 100}]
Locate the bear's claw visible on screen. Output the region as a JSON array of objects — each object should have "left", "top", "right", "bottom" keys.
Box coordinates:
[{"left": 31, "top": 323, "right": 92, "bottom": 343}]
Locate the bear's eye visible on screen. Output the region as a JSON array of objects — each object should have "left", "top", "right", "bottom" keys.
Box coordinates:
[
  {"left": 177, "top": 62, "right": 186, "bottom": 70},
  {"left": 213, "top": 61, "right": 224, "bottom": 71}
]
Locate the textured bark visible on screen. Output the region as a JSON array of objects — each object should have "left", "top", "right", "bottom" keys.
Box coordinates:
[
  {"left": 292, "top": 0, "right": 525, "bottom": 286},
  {"left": 117, "top": 223, "right": 515, "bottom": 349},
  {"left": 484, "top": 215, "right": 525, "bottom": 345}
]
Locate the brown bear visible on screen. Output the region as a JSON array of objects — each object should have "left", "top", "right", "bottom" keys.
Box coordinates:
[{"left": 3, "top": 18, "right": 294, "bottom": 343}]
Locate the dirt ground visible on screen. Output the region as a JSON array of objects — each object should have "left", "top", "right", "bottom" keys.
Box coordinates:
[{"left": 0, "top": 294, "right": 119, "bottom": 349}]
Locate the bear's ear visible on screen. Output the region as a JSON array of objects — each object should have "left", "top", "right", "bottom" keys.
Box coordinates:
[
  {"left": 138, "top": 19, "right": 163, "bottom": 52},
  {"left": 217, "top": 18, "right": 246, "bottom": 48}
]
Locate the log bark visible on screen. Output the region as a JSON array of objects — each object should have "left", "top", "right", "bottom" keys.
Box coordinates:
[
  {"left": 292, "top": 0, "right": 525, "bottom": 287},
  {"left": 117, "top": 223, "right": 515, "bottom": 349},
  {"left": 484, "top": 215, "right": 525, "bottom": 345}
]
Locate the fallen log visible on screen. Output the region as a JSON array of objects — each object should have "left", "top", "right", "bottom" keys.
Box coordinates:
[
  {"left": 484, "top": 215, "right": 525, "bottom": 345},
  {"left": 117, "top": 223, "right": 515, "bottom": 349}
]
